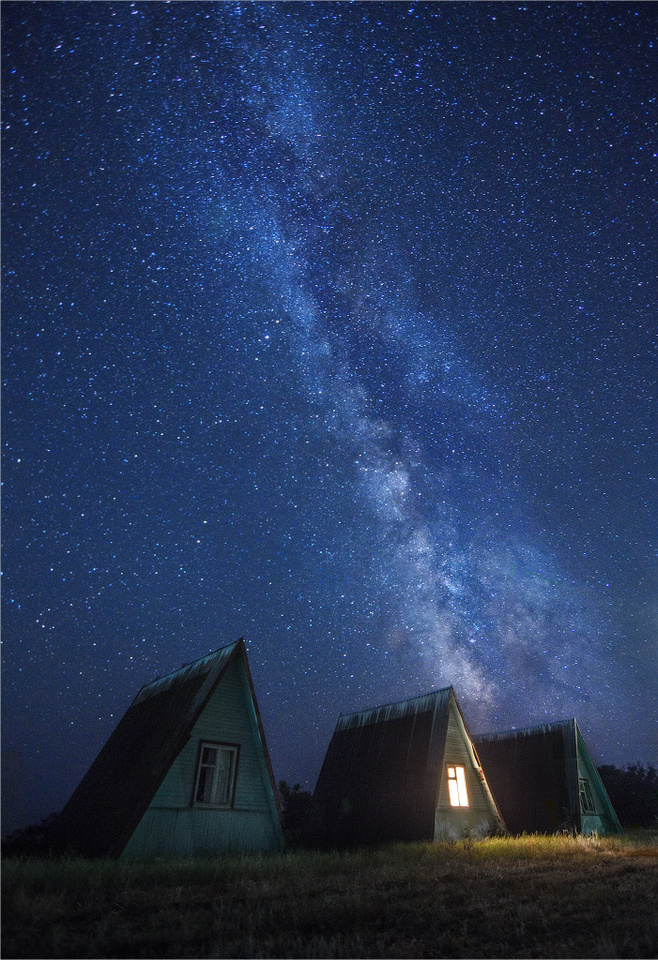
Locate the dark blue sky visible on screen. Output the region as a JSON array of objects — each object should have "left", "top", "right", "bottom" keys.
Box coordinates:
[{"left": 2, "top": 1, "right": 656, "bottom": 834}]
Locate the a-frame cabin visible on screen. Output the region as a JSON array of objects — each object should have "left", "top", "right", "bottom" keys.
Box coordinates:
[
  {"left": 312, "top": 687, "right": 505, "bottom": 847},
  {"left": 473, "top": 719, "right": 621, "bottom": 835},
  {"left": 52, "top": 639, "right": 284, "bottom": 857}
]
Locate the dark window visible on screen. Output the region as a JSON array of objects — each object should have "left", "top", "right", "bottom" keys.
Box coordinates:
[
  {"left": 194, "top": 742, "right": 238, "bottom": 807},
  {"left": 579, "top": 777, "right": 596, "bottom": 815}
]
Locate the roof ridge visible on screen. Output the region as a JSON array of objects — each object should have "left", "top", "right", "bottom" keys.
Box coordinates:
[
  {"left": 474, "top": 718, "right": 576, "bottom": 740},
  {"left": 133, "top": 639, "right": 242, "bottom": 704},
  {"left": 336, "top": 686, "right": 453, "bottom": 727},
  {"left": 339, "top": 685, "right": 453, "bottom": 717}
]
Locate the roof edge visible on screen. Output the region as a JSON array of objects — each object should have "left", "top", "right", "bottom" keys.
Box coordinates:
[
  {"left": 235, "top": 641, "right": 284, "bottom": 826},
  {"left": 473, "top": 718, "right": 577, "bottom": 742},
  {"left": 335, "top": 686, "right": 453, "bottom": 731},
  {"left": 132, "top": 639, "right": 242, "bottom": 705}
]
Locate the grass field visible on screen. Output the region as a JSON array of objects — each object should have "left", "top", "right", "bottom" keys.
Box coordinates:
[{"left": 3, "top": 833, "right": 658, "bottom": 958}]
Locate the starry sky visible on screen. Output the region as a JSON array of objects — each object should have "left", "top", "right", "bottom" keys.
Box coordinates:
[{"left": 2, "top": 1, "right": 657, "bottom": 835}]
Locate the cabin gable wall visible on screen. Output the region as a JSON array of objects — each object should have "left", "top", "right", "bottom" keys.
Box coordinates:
[
  {"left": 434, "top": 699, "right": 502, "bottom": 839},
  {"left": 122, "top": 657, "right": 283, "bottom": 857},
  {"left": 575, "top": 729, "right": 621, "bottom": 835}
]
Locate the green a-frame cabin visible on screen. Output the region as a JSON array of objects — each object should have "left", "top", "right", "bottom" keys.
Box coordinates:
[{"left": 52, "top": 639, "right": 284, "bottom": 857}]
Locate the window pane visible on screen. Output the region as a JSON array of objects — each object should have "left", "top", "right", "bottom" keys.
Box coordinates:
[
  {"left": 579, "top": 778, "right": 596, "bottom": 814},
  {"left": 196, "top": 765, "right": 213, "bottom": 803},
  {"left": 448, "top": 779, "right": 460, "bottom": 806},
  {"left": 447, "top": 765, "right": 469, "bottom": 807},
  {"left": 456, "top": 766, "right": 469, "bottom": 806},
  {"left": 214, "top": 748, "right": 235, "bottom": 805},
  {"left": 195, "top": 742, "right": 237, "bottom": 807},
  {"left": 201, "top": 746, "right": 217, "bottom": 765}
]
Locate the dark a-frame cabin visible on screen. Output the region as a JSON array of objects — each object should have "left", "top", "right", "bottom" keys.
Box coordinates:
[
  {"left": 473, "top": 719, "right": 621, "bottom": 835},
  {"left": 313, "top": 687, "right": 504, "bottom": 847}
]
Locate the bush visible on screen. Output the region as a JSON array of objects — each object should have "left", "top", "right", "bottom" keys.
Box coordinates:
[
  {"left": 598, "top": 763, "right": 658, "bottom": 828},
  {"left": 1, "top": 813, "right": 59, "bottom": 858}
]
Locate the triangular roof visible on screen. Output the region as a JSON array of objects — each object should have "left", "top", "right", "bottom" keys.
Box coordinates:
[
  {"left": 473, "top": 718, "right": 621, "bottom": 834},
  {"left": 53, "top": 639, "right": 281, "bottom": 856},
  {"left": 313, "top": 687, "right": 497, "bottom": 846}
]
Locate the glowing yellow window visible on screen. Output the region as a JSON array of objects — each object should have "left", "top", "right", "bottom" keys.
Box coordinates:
[{"left": 447, "top": 765, "right": 469, "bottom": 807}]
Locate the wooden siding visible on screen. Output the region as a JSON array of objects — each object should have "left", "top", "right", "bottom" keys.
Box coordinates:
[
  {"left": 123, "top": 656, "right": 283, "bottom": 857},
  {"left": 122, "top": 807, "right": 281, "bottom": 856},
  {"left": 434, "top": 698, "right": 504, "bottom": 839}
]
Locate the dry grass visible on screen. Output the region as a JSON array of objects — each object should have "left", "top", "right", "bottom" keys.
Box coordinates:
[{"left": 3, "top": 833, "right": 658, "bottom": 958}]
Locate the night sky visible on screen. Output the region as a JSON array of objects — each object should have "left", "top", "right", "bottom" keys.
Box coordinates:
[{"left": 2, "top": 1, "right": 657, "bottom": 835}]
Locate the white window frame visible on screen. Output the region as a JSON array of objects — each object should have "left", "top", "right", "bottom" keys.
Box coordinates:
[
  {"left": 447, "top": 764, "right": 469, "bottom": 807},
  {"left": 193, "top": 741, "right": 239, "bottom": 808}
]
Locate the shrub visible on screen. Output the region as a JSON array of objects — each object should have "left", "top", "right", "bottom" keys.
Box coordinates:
[{"left": 598, "top": 763, "right": 658, "bottom": 828}]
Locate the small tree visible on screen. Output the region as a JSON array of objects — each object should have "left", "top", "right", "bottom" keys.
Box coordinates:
[
  {"left": 278, "top": 781, "right": 313, "bottom": 830},
  {"left": 278, "top": 780, "right": 320, "bottom": 846}
]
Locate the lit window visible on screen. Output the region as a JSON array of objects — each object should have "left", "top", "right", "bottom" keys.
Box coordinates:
[
  {"left": 579, "top": 778, "right": 596, "bottom": 815},
  {"left": 194, "top": 742, "right": 238, "bottom": 807},
  {"left": 447, "top": 765, "right": 469, "bottom": 807}
]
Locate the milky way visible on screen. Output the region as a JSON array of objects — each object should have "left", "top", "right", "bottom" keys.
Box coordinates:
[{"left": 2, "top": 2, "right": 656, "bottom": 832}]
